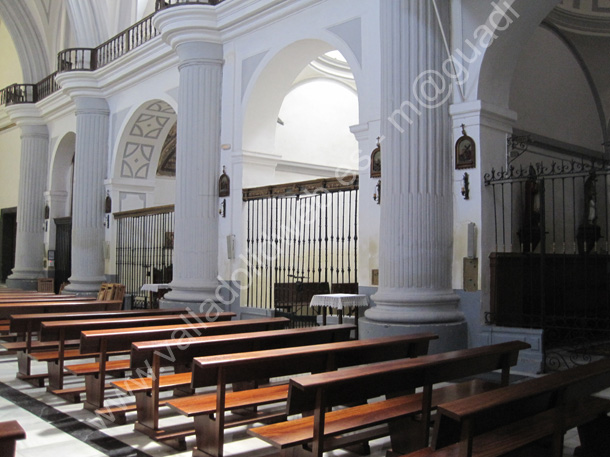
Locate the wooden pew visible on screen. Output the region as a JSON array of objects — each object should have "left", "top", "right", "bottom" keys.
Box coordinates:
[
  {"left": 247, "top": 341, "right": 531, "bottom": 457},
  {"left": 403, "top": 358, "right": 610, "bottom": 457},
  {"left": 109, "top": 324, "right": 361, "bottom": 445},
  {"left": 0, "top": 299, "right": 120, "bottom": 320},
  {"left": 163, "top": 332, "right": 437, "bottom": 456},
  {"left": 3, "top": 307, "right": 200, "bottom": 385},
  {"left": 0, "top": 420, "right": 26, "bottom": 457},
  {"left": 66, "top": 317, "right": 291, "bottom": 411},
  {"left": 34, "top": 312, "right": 236, "bottom": 394},
  {"left": 0, "top": 299, "right": 122, "bottom": 343},
  {"left": 0, "top": 295, "right": 90, "bottom": 304}
]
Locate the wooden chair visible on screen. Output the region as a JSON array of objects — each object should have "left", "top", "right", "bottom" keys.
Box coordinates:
[
  {"left": 97, "top": 283, "right": 110, "bottom": 300},
  {"left": 37, "top": 278, "right": 55, "bottom": 293}
]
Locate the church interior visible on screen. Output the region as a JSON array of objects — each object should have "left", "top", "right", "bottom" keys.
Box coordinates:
[{"left": 0, "top": 0, "right": 610, "bottom": 455}]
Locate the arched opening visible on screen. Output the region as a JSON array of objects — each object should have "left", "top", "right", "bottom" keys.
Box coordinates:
[
  {"left": 112, "top": 99, "right": 177, "bottom": 210},
  {"left": 241, "top": 41, "right": 361, "bottom": 323},
  {"left": 476, "top": 0, "right": 610, "bottom": 370}
]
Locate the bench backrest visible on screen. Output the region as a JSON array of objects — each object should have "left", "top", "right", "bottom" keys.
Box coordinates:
[
  {"left": 39, "top": 311, "right": 235, "bottom": 342},
  {"left": 131, "top": 323, "right": 360, "bottom": 373},
  {"left": 0, "top": 295, "right": 91, "bottom": 304},
  {"left": 286, "top": 340, "right": 531, "bottom": 415},
  {"left": 191, "top": 332, "right": 438, "bottom": 389},
  {"left": 80, "top": 316, "right": 290, "bottom": 354},
  {"left": 432, "top": 357, "right": 610, "bottom": 449},
  {"left": 9, "top": 307, "right": 208, "bottom": 334},
  {"left": 0, "top": 300, "right": 122, "bottom": 319}
]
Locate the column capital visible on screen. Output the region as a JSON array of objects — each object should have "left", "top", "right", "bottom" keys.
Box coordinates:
[
  {"left": 4, "top": 104, "right": 47, "bottom": 131},
  {"left": 153, "top": 5, "right": 223, "bottom": 62},
  {"left": 55, "top": 71, "right": 107, "bottom": 104}
]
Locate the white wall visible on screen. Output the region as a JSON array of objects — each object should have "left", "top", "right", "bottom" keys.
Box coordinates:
[{"left": 509, "top": 26, "right": 604, "bottom": 153}]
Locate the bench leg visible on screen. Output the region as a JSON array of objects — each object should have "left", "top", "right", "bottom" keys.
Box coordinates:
[
  {"left": 83, "top": 373, "right": 105, "bottom": 411},
  {"left": 388, "top": 416, "right": 425, "bottom": 454},
  {"left": 0, "top": 439, "right": 17, "bottom": 457},
  {"left": 17, "top": 352, "right": 31, "bottom": 376},
  {"left": 47, "top": 360, "right": 64, "bottom": 391},
  {"left": 134, "top": 392, "right": 158, "bottom": 431},
  {"left": 193, "top": 414, "right": 224, "bottom": 457},
  {"left": 576, "top": 415, "right": 610, "bottom": 457}
]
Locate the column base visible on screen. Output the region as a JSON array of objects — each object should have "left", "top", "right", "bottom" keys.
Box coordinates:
[
  {"left": 63, "top": 278, "right": 105, "bottom": 296},
  {"left": 5, "top": 277, "right": 38, "bottom": 291},
  {"left": 359, "top": 317, "right": 467, "bottom": 354},
  {"left": 159, "top": 297, "right": 229, "bottom": 315}
]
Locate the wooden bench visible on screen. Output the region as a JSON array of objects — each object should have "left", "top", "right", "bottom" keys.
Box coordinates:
[
  {"left": 109, "top": 324, "right": 361, "bottom": 446},
  {"left": 0, "top": 420, "right": 26, "bottom": 457},
  {"left": 35, "top": 311, "right": 236, "bottom": 393},
  {"left": 3, "top": 306, "right": 198, "bottom": 385},
  {"left": 0, "top": 299, "right": 122, "bottom": 343},
  {"left": 0, "top": 295, "right": 91, "bottom": 304},
  {"left": 67, "top": 317, "right": 290, "bottom": 411},
  {"left": 0, "top": 298, "right": 120, "bottom": 320},
  {"left": 163, "top": 332, "right": 437, "bottom": 456},
  {"left": 247, "top": 340, "right": 531, "bottom": 457},
  {"left": 403, "top": 358, "right": 610, "bottom": 457}
]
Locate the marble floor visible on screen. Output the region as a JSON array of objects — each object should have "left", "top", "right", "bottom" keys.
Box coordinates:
[{"left": 0, "top": 350, "right": 582, "bottom": 457}]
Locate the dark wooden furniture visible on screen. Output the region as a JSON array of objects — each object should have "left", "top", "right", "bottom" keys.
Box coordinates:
[
  {"left": 0, "top": 295, "right": 89, "bottom": 304},
  {"left": 34, "top": 312, "right": 235, "bottom": 394},
  {"left": 404, "top": 358, "right": 610, "bottom": 457},
  {"left": 165, "top": 332, "right": 436, "bottom": 457},
  {"left": 0, "top": 420, "right": 25, "bottom": 457},
  {"left": 3, "top": 307, "right": 197, "bottom": 384},
  {"left": 248, "top": 341, "right": 531, "bottom": 457},
  {"left": 489, "top": 252, "right": 610, "bottom": 329},
  {"left": 67, "top": 317, "right": 288, "bottom": 411},
  {"left": 0, "top": 298, "right": 114, "bottom": 319},
  {"left": 111, "top": 324, "right": 360, "bottom": 449}
]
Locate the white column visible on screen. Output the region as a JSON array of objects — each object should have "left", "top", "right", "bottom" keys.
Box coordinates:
[
  {"left": 5, "top": 106, "right": 48, "bottom": 289},
  {"left": 61, "top": 94, "right": 109, "bottom": 294},
  {"left": 362, "top": 0, "right": 465, "bottom": 348},
  {"left": 154, "top": 6, "right": 223, "bottom": 306}
]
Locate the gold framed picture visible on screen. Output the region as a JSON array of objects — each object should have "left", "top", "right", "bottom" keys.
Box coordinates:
[{"left": 455, "top": 131, "right": 476, "bottom": 170}]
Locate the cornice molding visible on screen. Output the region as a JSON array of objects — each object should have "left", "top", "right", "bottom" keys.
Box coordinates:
[{"left": 547, "top": 6, "right": 610, "bottom": 36}]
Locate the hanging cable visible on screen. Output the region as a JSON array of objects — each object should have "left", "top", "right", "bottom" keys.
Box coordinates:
[{"left": 431, "top": 0, "right": 466, "bottom": 101}]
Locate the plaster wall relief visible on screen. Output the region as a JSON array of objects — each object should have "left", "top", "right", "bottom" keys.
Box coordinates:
[{"left": 119, "top": 100, "right": 176, "bottom": 180}]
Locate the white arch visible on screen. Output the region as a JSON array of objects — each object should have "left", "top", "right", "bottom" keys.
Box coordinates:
[
  {"left": 49, "top": 132, "right": 76, "bottom": 219},
  {"left": 111, "top": 98, "right": 177, "bottom": 184},
  {"left": 0, "top": 0, "right": 50, "bottom": 82},
  {"left": 242, "top": 34, "right": 364, "bottom": 156},
  {"left": 470, "top": 0, "right": 561, "bottom": 107}
]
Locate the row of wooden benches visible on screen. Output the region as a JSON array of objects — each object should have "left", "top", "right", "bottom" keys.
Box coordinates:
[{"left": 2, "top": 299, "right": 610, "bottom": 457}]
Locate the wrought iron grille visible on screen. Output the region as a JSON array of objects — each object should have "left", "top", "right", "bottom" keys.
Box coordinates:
[
  {"left": 243, "top": 176, "right": 359, "bottom": 327},
  {"left": 485, "top": 159, "right": 610, "bottom": 370},
  {"left": 115, "top": 206, "right": 174, "bottom": 307}
]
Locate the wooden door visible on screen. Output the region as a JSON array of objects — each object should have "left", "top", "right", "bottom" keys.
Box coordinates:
[
  {"left": 54, "top": 217, "right": 72, "bottom": 293},
  {"left": 0, "top": 207, "right": 17, "bottom": 282}
]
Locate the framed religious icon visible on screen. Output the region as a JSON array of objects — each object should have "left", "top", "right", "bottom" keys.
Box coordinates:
[
  {"left": 219, "top": 166, "right": 230, "bottom": 197},
  {"left": 370, "top": 138, "right": 381, "bottom": 178},
  {"left": 455, "top": 125, "right": 476, "bottom": 169}
]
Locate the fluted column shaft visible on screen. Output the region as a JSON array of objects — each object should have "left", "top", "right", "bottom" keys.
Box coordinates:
[
  {"left": 6, "top": 115, "right": 48, "bottom": 287},
  {"left": 366, "top": 0, "right": 463, "bottom": 324},
  {"left": 154, "top": 6, "right": 223, "bottom": 304},
  {"left": 64, "top": 97, "right": 109, "bottom": 293}
]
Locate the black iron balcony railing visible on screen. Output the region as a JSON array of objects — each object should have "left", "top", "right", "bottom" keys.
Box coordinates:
[
  {"left": 155, "top": 0, "right": 224, "bottom": 10},
  {"left": 0, "top": 83, "right": 36, "bottom": 106},
  {"left": 0, "top": 0, "right": 225, "bottom": 107}
]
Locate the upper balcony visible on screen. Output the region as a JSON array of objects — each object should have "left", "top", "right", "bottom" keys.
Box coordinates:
[{"left": 0, "top": 0, "right": 225, "bottom": 107}]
